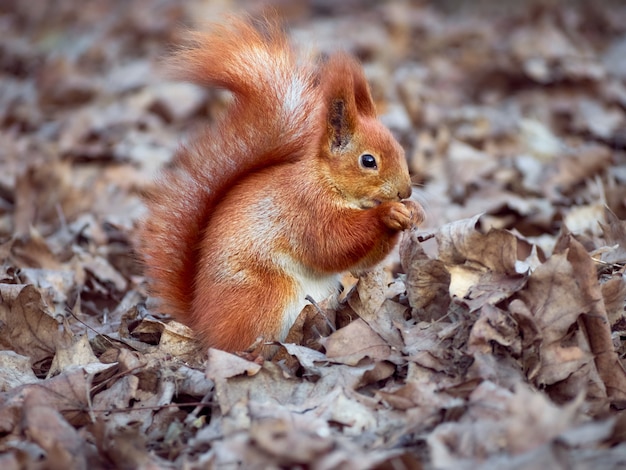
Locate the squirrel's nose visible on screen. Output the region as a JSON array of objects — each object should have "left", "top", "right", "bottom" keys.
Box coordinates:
[{"left": 398, "top": 182, "right": 412, "bottom": 200}]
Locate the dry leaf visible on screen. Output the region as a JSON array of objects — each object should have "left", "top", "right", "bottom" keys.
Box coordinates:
[
  {"left": 0, "top": 284, "right": 72, "bottom": 366},
  {"left": 323, "top": 318, "right": 391, "bottom": 365},
  {"left": 400, "top": 230, "right": 451, "bottom": 321}
]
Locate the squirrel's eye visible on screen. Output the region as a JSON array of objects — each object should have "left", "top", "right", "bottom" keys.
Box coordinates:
[{"left": 360, "top": 153, "right": 377, "bottom": 169}]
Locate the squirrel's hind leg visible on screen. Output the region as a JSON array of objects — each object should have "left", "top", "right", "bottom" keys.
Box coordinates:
[{"left": 191, "top": 269, "right": 298, "bottom": 354}]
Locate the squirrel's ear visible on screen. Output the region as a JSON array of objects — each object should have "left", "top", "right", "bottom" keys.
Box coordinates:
[
  {"left": 327, "top": 97, "right": 353, "bottom": 151},
  {"left": 348, "top": 58, "right": 376, "bottom": 118},
  {"left": 322, "top": 53, "right": 376, "bottom": 152}
]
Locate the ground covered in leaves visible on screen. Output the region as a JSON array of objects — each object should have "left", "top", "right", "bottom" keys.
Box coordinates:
[{"left": 2, "top": 0, "right": 626, "bottom": 468}]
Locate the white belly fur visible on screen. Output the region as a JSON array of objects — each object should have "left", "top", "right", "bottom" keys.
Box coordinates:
[{"left": 278, "top": 264, "right": 339, "bottom": 342}]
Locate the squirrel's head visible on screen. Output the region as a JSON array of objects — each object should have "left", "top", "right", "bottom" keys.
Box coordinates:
[{"left": 317, "top": 53, "right": 412, "bottom": 209}]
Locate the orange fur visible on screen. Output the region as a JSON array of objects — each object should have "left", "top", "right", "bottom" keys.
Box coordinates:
[{"left": 137, "top": 15, "right": 424, "bottom": 353}]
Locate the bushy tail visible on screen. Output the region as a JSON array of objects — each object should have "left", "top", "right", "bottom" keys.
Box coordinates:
[{"left": 138, "top": 16, "right": 323, "bottom": 319}]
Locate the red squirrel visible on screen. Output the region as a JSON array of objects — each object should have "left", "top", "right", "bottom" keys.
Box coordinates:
[{"left": 138, "top": 15, "right": 424, "bottom": 353}]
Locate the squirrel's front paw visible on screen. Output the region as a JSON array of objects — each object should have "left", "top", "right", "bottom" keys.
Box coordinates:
[
  {"left": 402, "top": 199, "right": 425, "bottom": 226},
  {"left": 379, "top": 202, "right": 413, "bottom": 231},
  {"left": 380, "top": 200, "right": 425, "bottom": 231}
]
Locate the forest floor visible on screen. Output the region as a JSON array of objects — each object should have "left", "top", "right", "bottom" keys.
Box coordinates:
[{"left": 2, "top": 0, "right": 626, "bottom": 468}]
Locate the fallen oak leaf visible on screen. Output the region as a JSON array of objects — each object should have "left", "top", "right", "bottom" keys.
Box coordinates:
[
  {"left": 346, "top": 268, "right": 405, "bottom": 349},
  {"left": 280, "top": 343, "right": 328, "bottom": 375},
  {"left": 468, "top": 304, "right": 521, "bottom": 357},
  {"left": 0, "top": 366, "right": 94, "bottom": 437},
  {"left": 400, "top": 229, "right": 451, "bottom": 322},
  {"left": 0, "top": 351, "right": 40, "bottom": 391},
  {"left": 48, "top": 334, "right": 100, "bottom": 378},
  {"left": 516, "top": 244, "right": 595, "bottom": 388},
  {"left": 436, "top": 214, "right": 529, "bottom": 311},
  {"left": 272, "top": 301, "right": 337, "bottom": 370},
  {"left": 249, "top": 412, "right": 333, "bottom": 465},
  {"left": 322, "top": 318, "right": 391, "bottom": 366},
  {"left": 427, "top": 381, "right": 582, "bottom": 465},
  {"left": 508, "top": 299, "right": 543, "bottom": 380},
  {"left": 601, "top": 274, "right": 626, "bottom": 327},
  {"left": 0, "top": 284, "right": 72, "bottom": 367},
  {"left": 205, "top": 348, "right": 262, "bottom": 382},
  {"left": 559, "top": 233, "right": 626, "bottom": 403},
  {"left": 22, "top": 396, "right": 88, "bottom": 470},
  {"left": 599, "top": 207, "right": 626, "bottom": 265}
]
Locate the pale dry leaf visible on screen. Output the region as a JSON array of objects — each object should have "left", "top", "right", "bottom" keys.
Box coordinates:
[
  {"left": 48, "top": 334, "right": 100, "bottom": 378},
  {"left": 604, "top": 34, "right": 626, "bottom": 79},
  {"left": 174, "top": 364, "right": 213, "bottom": 397},
  {"left": 0, "top": 284, "right": 72, "bottom": 365},
  {"left": 464, "top": 269, "right": 528, "bottom": 313},
  {"left": 249, "top": 413, "right": 333, "bottom": 465},
  {"left": 127, "top": 316, "right": 164, "bottom": 344},
  {"left": 315, "top": 361, "right": 389, "bottom": 392},
  {"left": 10, "top": 229, "right": 62, "bottom": 270},
  {"left": 22, "top": 398, "right": 87, "bottom": 470},
  {"left": 281, "top": 301, "right": 336, "bottom": 355},
  {"left": 436, "top": 215, "right": 528, "bottom": 310},
  {"left": 96, "top": 422, "right": 165, "bottom": 470},
  {"left": 428, "top": 381, "right": 580, "bottom": 465},
  {"left": 208, "top": 431, "right": 277, "bottom": 469},
  {"left": 361, "top": 360, "right": 396, "bottom": 386},
  {"left": 205, "top": 348, "right": 262, "bottom": 382},
  {"left": 573, "top": 98, "right": 625, "bottom": 140},
  {"left": 77, "top": 251, "right": 128, "bottom": 292},
  {"left": 466, "top": 350, "right": 528, "bottom": 391},
  {"left": 600, "top": 208, "right": 626, "bottom": 265},
  {"left": 90, "top": 360, "right": 177, "bottom": 434},
  {"left": 400, "top": 230, "right": 451, "bottom": 321},
  {"left": 158, "top": 319, "right": 204, "bottom": 358},
  {"left": 281, "top": 343, "right": 328, "bottom": 373},
  {"left": 601, "top": 275, "right": 626, "bottom": 326},
  {"left": 547, "top": 144, "right": 612, "bottom": 197},
  {"left": 210, "top": 362, "right": 316, "bottom": 418},
  {"left": 508, "top": 299, "right": 542, "bottom": 380},
  {"left": 560, "top": 234, "right": 626, "bottom": 403},
  {"left": 320, "top": 387, "right": 377, "bottom": 437},
  {"left": 350, "top": 269, "right": 386, "bottom": 317},
  {"left": 346, "top": 268, "right": 406, "bottom": 349},
  {"left": 91, "top": 374, "right": 140, "bottom": 414},
  {"left": 564, "top": 203, "right": 606, "bottom": 237},
  {"left": 0, "top": 351, "right": 40, "bottom": 391},
  {"left": 402, "top": 320, "right": 471, "bottom": 380},
  {"left": 15, "top": 159, "right": 93, "bottom": 235},
  {"left": 111, "top": 369, "right": 178, "bottom": 431},
  {"left": 37, "top": 56, "right": 98, "bottom": 108},
  {"left": 468, "top": 304, "right": 521, "bottom": 356},
  {"left": 322, "top": 318, "right": 391, "bottom": 365},
  {"left": 519, "top": 118, "right": 563, "bottom": 162},
  {"left": 447, "top": 264, "right": 482, "bottom": 299},
  {"left": 558, "top": 417, "right": 616, "bottom": 447},
  {"left": 18, "top": 268, "right": 76, "bottom": 307},
  {"left": 378, "top": 378, "right": 463, "bottom": 414},
  {"left": 445, "top": 140, "right": 498, "bottom": 200},
  {"left": 516, "top": 245, "right": 594, "bottom": 387},
  {"left": 437, "top": 214, "right": 506, "bottom": 270},
  {"left": 0, "top": 368, "right": 92, "bottom": 436}
]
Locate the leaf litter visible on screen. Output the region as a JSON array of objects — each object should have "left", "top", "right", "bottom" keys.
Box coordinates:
[{"left": 2, "top": 0, "right": 626, "bottom": 468}]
